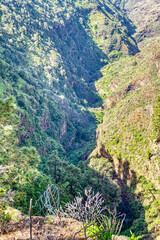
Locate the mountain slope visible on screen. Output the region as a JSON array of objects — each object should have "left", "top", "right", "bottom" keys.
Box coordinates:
[
  {"left": 1, "top": 0, "right": 160, "bottom": 237},
  {"left": 0, "top": 0, "right": 138, "bottom": 164},
  {"left": 93, "top": 37, "right": 160, "bottom": 236},
  {"left": 113, "top": 0, "right": 160, "bottom": 42}
]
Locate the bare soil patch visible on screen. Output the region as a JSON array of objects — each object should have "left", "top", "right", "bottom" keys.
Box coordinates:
[{"left": 0, "top": 217, "right": 83, "bottom": 240}]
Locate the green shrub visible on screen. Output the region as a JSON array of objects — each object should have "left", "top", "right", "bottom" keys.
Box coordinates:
[
  {"left": 85, "top": 213, "right": 125, "bottom": 240},
  {"left": 128, "top": 231, "right": 143, "bottom": 240},
  {"left": 146, "top": 149, "right": 152, "bottom": 160},
  {"left": 0, "top": 188, "right": 11, "bottom": 227}
]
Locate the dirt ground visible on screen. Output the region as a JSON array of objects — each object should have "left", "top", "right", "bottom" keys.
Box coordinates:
[{"left": 0, "top": 216, "right": 84, "bottom": 240}]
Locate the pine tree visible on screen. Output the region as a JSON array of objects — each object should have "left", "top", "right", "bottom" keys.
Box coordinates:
[{"left": 47, "top": 150, "right": 67, "bottom": 183}]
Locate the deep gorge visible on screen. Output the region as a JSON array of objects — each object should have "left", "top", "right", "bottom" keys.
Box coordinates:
[{"left": 0, "top": 0, "right": 160, "bottom": 238}]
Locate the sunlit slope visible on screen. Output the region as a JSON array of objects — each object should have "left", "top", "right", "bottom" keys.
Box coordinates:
[
  {"left": 93, "top": 38, "right": 160, "bottom": 234},
  {"left": 0, "top": 0, "right": 138, "bottom": 163},
  {"left": 113, "top": 0, "right": 160, "bottom": 42}
]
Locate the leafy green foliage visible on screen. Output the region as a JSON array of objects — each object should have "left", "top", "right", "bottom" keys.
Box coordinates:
[
  {"left": 0, "top": 97, "right": 49, "bottom": 212},
  {"left": 46, "top": 149, "right": 121, "bottom": 206},
  {"left": 86, "top": 223, "right": 113, "bottom": 240},
  {"left": 0, "top": 0, "right": 139, "bottom": 165},
  {"left": 0, "top": 97, "right": 121, "bottom": 214},
  {"left": 0, "top": 188, "right": 11, "bottom": 227},
  {"left": 86, "top": 213, "right": 124, "bottom": 240},
  {"left": 128, "top": 231, "right": 143, "bottom": 240},
  {"left": 0, "top": 97, "right": 19, "bottom": 164},
  {"left": 93, "top": 38, "right": 160, "bottom": 235},
  {"left": 0, "top": 0, "right": 159, "bottom": 237},
  {"left": 88, "top": 6, "right": 138, "bottom": 58},
  {"left": 47, "top": 150, "right": 67, "bottom": 184}
]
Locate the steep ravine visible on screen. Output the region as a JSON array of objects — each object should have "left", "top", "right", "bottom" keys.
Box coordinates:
[
  {"left": 1, "top": 0, "right": 160, "bottom": 238},
  {"left": 0, "top": 0, "right": 138, "bottom": 165}
]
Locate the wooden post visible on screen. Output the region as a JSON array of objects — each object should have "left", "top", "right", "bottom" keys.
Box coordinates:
[
  {"left": 83, "top": 222, "right": 87, "bottom": 240},
  {"left": 48, "top": 185, "right": 61, "bottom": 220},
  {"left": 29, "top": 199, "right": 33, "bottom": 240}
]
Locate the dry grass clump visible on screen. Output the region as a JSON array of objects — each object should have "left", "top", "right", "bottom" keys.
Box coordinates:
[{"left": 0, "top": 216, "right": 83, "bottom": 240}]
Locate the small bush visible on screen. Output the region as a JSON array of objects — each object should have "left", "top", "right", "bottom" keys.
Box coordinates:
[
  {"left": 128, "top": 230, "right": 143, "bottom": 240},
  {"left": 0, "top": 188, "right": 11, "bottom": 229},
  {"left": 62, "top": 188, "right": 125, "bottom": 240}
]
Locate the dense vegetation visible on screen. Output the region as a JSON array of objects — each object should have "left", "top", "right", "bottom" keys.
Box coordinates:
[
  {"left": 0, "top": 0, "right": 137, "bottom": 218},
  {"left": 0, "top": 0, "right": 139, "bottom": 166},
  {"left": 94, "top": 38, "right": 160, "bottom": 236},
  {"left": 0, "top": 97, "right": 49, "bottom": 212},
  {"left": 0, "top": 0, "right": 160, "bottom": 239},
  {"left": 0, "top": 97, "right": 120, "bottom": 216}
]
